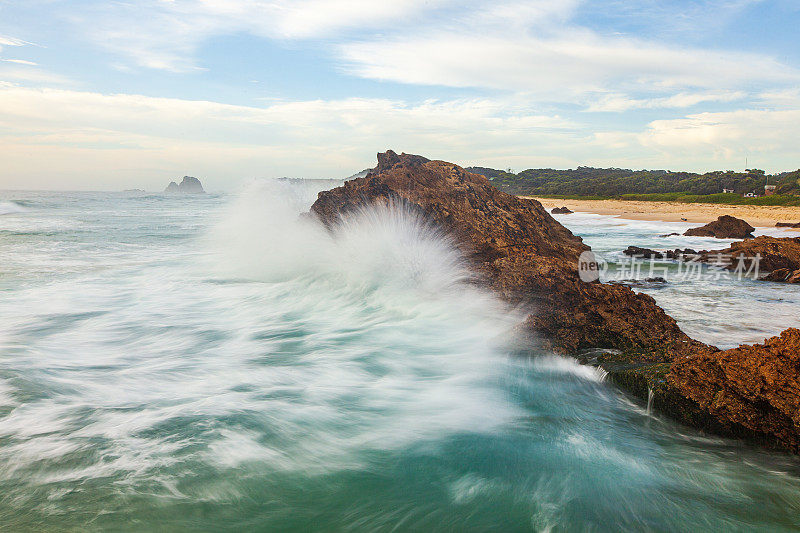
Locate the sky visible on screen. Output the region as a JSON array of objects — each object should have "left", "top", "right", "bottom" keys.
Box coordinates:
[{"left": 0, "top": 0, "right": 799, "bottom": 190}]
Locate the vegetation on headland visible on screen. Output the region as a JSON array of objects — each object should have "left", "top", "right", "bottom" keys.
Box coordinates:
[
  {"left": 533, "top": 192, "right": 800, "bottom": 206},
  {"left": 469, "top": 166, "right": 800, "bottom": 205}
]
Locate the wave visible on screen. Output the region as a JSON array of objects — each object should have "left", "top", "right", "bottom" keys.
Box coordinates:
[
  {"left": 197, "top": 179, "right": 526, "bottom": 467},
  {"left": 0, "top": 201, "right": 26, "bottom": 215}
]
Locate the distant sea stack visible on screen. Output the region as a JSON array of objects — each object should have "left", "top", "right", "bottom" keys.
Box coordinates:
[{"left": 165, "top": 176, "right": 205, "bottom": 194}]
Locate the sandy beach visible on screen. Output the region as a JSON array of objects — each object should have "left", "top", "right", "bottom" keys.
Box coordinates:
[{"left": 529, "top": 197, "right": 800, "bottom": 230}]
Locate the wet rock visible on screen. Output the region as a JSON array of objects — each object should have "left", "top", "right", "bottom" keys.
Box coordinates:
[
  {"left": 701, "top": 236, "right": 800, "bottom": 273},
  {"left": 668, "top": 329, "right": 800, "bottom": 453},
  {"left": 623, "top": 246, "right": 696, "bottom": 260},
  {"left": 165, "top": 176, "right": 205, "bottom": 193},
  {"left": 761, "top": 268, "right": 800, "bottom": 283},
  {"left": 776, "top": 222, "right": 800, "bottom": 228},
  {"left": 610, "top": 277, "right": 668, "bottom": 288},
  {"left": 551, "top": 206, "right": 573, "bottom": 214},
  {"left": 684, "top": 215, "right": 754, "bottom": 239},
  {"left": 623, "top": 246, "right": 664, "bottom": 259},
  {"left": 659, "top": 232, "right": 680, "bottom": 237},
  {"left": 311, "top": 151, "right": 694, "bottom": 356},
  {"left": 310, "top": 151, "right": 800, "bottom": 453}
]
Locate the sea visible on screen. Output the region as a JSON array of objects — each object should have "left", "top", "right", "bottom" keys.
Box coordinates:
[{"left": 1, "top": 182, "right": 800, "bottom": 531}]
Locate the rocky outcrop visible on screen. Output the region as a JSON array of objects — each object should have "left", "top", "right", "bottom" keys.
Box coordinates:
[
  {"left": 776, "top": 222, "right": 800, "bottom": 228},
  {"left": 700, "top": 236, "right": 800, "bottom": 274},
  {"left": 551, "top": 206, "right": 573, "bottom": 214},
  {"left": 623, "top": 246, "right": 697, "bottom": 260},
  {"left": 310, "top": 151, "right": 800, "bottom": 452},
  {"left": 762, "top": 269, "right": 800, "bottom": 283},
  {"left": 165, "top": 176, "right": 205, "bottom": 193},
  {"left": 668, "top": 329, "right": 800, "bottom": 452},
  {"left": 311, "top": 151, "right": 695, "bottom": 356},
  {"left": 684, "top": 215, "right": 754, "bottom": 239}
]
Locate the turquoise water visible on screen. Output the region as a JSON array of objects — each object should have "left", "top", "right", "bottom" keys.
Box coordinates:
[{"left": 1, "top": 185, "right": 800, "bottom": 531}]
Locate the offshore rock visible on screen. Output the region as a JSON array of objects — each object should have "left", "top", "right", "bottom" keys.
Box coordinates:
[
  {"left": 165, "top": 176, "right": 205, "bottom": 193},
  {"left": 702, "top": 236, "right": 800, "bottom": 273},
  {"left": 310, "top": 151, "right": 695, "bottom": 356},
  {"left": 684, "top": 215, "right": 754, "bottom": 239},
  {"left": 762, "top": 268, "right": 800, "bottom": 283},
  {"left": 623, "top": 246, "right": 697, "bottom": 260},
  {"left": 551, "top": 206, "right": 573, "bottom": 214}
]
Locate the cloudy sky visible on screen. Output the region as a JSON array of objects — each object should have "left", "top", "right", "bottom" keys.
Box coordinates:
[{"left": 0, "top": 0, "right": 798, "bottom": 190}]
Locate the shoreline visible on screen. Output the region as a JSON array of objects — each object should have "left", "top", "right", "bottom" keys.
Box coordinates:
[{"left": 528, "top": 197, "right": 800, "bottom": 230}]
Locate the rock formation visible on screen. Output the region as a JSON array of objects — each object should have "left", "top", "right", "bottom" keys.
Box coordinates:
[
  {"left": 551, "top": 206, "right": 573, "bottom": 214},
  {"left": 311, "top": 151, "right": 695, "bottom": 356},
  {"left": 762, "top": 269, "right": 800, "bottom": 283},
  {"left": 310, "top": 151, "right": 800, "bottom": 452},
  {"left": 623, "top": 246, "right": 697, "bottom": 260},
  {"left": 165, "top": 176, "right": 205, "bottom": 193},
  {"left": 668, "top": 329, "right": 800, "bottom": 452},
  {"left": 776, "top": 222, "right": 800, "bottom": 228},
  {"left": 683, "top": 215, "right": 754, "bottom": 239},
  {"left": 699, "top": 236, "right": 800, "bottom": 274}
]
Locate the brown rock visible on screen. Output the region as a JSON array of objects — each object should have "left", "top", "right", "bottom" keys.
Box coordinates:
[
  {"left": 551, "top": 206, "right": 573, "bottom": 214},
  {"left": 762, "top": 268, "right": 800, "bottom": 283},
  {"left": 310, "top": 151, "right": 800, "bottom": 452},
  {"left": 684, "top": 215, "right": 755, "bottom": 239},
  {"left": 669, "top": 329, "right": 800, "bottom": 452},
  {"left": 701, "top": 236, "right": 800, "bottom": 273},
  {"left": 776, "top": 222, "right": 800, "bottom": 228},
  {"left": 310, "top": 151, "right": 695, "bottom": 356}
]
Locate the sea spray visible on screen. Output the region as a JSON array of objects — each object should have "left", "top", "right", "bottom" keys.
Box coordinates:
[
  {"left": 199, "top": 179, "right": 526, "bottom": 461},
  {"left": 3, "top": 189, "right": 800, "bottom": 530}
]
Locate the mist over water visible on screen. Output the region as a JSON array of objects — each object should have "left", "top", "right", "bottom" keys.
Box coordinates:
[{"left": 1, "top": 185, "right": 800, "bottom": 531}]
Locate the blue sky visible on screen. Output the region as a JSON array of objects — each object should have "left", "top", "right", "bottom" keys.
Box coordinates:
[{"left": 0, "top": 0, "right": 798, "bottom": 190}]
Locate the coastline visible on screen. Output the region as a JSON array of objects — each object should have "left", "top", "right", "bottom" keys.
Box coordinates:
[{"left": 528, "top": 197, "right": 800, "bottom": 229}]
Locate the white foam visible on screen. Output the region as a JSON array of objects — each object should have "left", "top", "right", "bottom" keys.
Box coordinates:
[{"left": 0, "top": 201, "right": 26, "bottom": 215}]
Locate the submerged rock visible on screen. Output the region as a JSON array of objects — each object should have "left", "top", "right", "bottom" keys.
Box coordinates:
[
  {"left": 551, "top": 206, "right": 573, "bottom": 214},
  {"left": 165, "top": 176, "right": 205, "bottom": 194},
  {"left": 684, "top": 215, "right": 754, "bottom": 239}
]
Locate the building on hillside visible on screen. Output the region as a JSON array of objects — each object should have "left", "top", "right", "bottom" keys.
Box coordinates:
[
  {"left": 744, "top": 192, "right": 758, "bottom": 198},
  {"left": 722, "top": 188, "right": 735, "bottom": 194},
  {"left": 765, "top": 184, "right": 777, "bottom": 196}
]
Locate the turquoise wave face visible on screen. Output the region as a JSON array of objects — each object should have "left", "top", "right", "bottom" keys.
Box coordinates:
[{"left": 1, "top": 187, "right": 799, "bottom": 531}]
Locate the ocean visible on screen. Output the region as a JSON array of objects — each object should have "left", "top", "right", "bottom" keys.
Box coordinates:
[{"left": 1, "top": 183, "right": 800, "bottom": 531}]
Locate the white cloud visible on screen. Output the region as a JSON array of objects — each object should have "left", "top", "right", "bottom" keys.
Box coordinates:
[
  {"left": 2, "top": 84, "right": 798, "bottom": 189},
  {"left": 585, "top": 108, "right": 800, "bottom": 173},
  {"left": 758, "top": 88, "right": 800, "bottom": 109},
  {"left": 340, "top": 31, "right": 798, "bottom": 96},
  {"left": 0, "top": 35, "right": 29, "bottom": 47},
  {"left": 1, "top": 59, "right": 38, "bottom": 66},
  {"left": 78, "top": 0, "right": 459, "bottom": 71},
  {"left": 0, "top": 66, "right": 72, "bottom": 85},
  {"left": 0, "top": 85, "right": 580, "bottom": 189},
  {"left": 642, "top": 108, "right": 800, "bottom": 152},
  {"left": 586, "top": 91, "right": 746, "bottom": 112}
]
